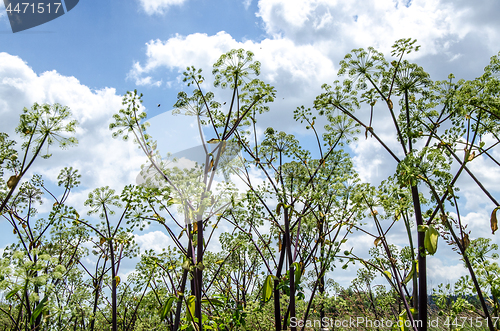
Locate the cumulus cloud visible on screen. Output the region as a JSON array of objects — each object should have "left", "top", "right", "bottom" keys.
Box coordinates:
[
  {"left": 128, "top": 31, "right": 337, "bottom": 136},
  {"left": 0, "top": 52, "right": 145, "bottom": 194},
  {"left": 136, "top": 76, "right": 163, "bottom": 87},
  {"left": 448, "top": 211, "right": 496, "bottom": 241},
  {"left": 128, "top": 31, "right": 336, "bottom": 89},
  {"left": 137, "top": 0, "right": 188, "bottom": 15},
  {"left": 127, "top": 32, "right": 239, "bottom": 87},
  {"left": 427, "top": 256, "right": 468, "bottom": 286},
  {"left": 460, "top": 153, "right": 500, "bottom": 201},
  {"left": 134, "top": 230, "right": 171, "bottom": 253},
  {"left": 256, "top": 0, "right": 500, "bottom": 59}
]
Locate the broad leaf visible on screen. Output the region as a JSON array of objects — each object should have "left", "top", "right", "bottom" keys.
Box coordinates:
[
  {"left": 5, "top": 286, "right": 21, "bottom": 300},
  {"left": 403, "top": 260, "right": 417, "bottom": 285},
  {"left": 424, "top": 226, "right": 439, "bottom": 255},
  {"left": 292, "top": 262, "right": 302, "bottom": 286},
  {"left": 160, "top": 296, "right": 176, "bottom": 320},
  {"left": 261, "top": 275, "right": 274, "bottom": 303},
  {"left": 30, "top": 296, "right": 48, "bottom": 326},
  {"left": 186, "top": 295, "right": 196, "bottom": 321}
]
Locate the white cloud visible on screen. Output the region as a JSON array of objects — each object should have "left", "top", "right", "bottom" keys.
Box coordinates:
[
  {"left": 128, "top": 31, "right": 336, "bottom": 90},
  {"left": 463, "top": 154, "right": 500, "bottom": 196},
  {"left": 352, "top": 138, "right": 391, "bottom": 185},
  {"left": 137, "top": 76, "right": 163, "bottom": 87},
  {"left": 450, "top": 211, "right": 496, "bottom": 240},
  {"left": 0, "top": 52, "right": 145, "bottom": 193},
  {"left": 137, "top": 0, "right": 188, "bottom": 15},
  {"left": 134, "top": 230, "right": 171, "bottom": 253},
  {"left": 427, "top": 256, "right": 468, "bottom": 286},
  {"left": 243, "top": 0, "right": 252, "bottom": 10},
  {"left": 256, "top": 0, "right": 500, "bottom": 59},
  {"left": 128, "top": 31, "right": 336, "bottom": 137},
  {"left": 128, "top": 32, "right": 239, "bottom": 87},
  {"left": 127, "top": 0, "right": 500, "bottom": 183}
]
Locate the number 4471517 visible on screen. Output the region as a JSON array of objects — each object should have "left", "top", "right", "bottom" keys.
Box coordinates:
[
  {"left": 5, "top": 2, "right": 62, "bottom": 14},
  {"left": 444, "top": 316, "right": 499, "bottom": 328}
]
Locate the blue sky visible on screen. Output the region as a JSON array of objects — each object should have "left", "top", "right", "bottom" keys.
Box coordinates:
[
  {"left": 1, "top": 0, "right": 265, "bottom": 118},
  {"left": 1, "top": 0, "right": 499, "bottom": 289}
]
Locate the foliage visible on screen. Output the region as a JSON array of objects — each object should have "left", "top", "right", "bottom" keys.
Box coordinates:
[{"left": 0, "top": 45, "right": 499, "bottom": 331}]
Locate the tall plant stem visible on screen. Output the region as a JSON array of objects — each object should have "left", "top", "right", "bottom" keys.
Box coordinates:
[
  {"left": 283, "top": 207, "right": 296, "bottom": 331},
  {"left": 410, "top": 185, "right": 427, "bottom": 331},
  {"left": 196, "top": 219, "right": 203, "bottom": 331},
  {"left": 173, "top": 238, "right": 193, "bottom": 331},
  {"left": 274, "top": 234, "right": 286, "bottom": 331}
]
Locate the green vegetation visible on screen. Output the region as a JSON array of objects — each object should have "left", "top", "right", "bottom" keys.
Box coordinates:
[{"left": 1, "top": 40, "right": 499, "bottom": 331}]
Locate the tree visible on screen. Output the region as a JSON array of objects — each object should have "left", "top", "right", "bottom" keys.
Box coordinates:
[
  {"left": 314, "top": 38, "right": 500, "bottom": 331},
  {"left": 226, "top": 125, "right": 361, "bottom": 331},
  {"left": 0, "top": 168, "right": 87, "bottom": 331},
  {"left": 1, "top": 103, "right": 78, "bottom": 215},
  {"left": 0, "top": 103, "right": 79, "bottom": 331},
  {"left": 111, "top": 49, "right": 276, "bottom": 330}
]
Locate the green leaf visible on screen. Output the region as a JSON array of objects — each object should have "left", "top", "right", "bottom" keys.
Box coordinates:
[
  {"left": 7, "top": 175, "right": 20, "bottom": 189},
  {"left": 30, "top": 296, "right": 48, "bottom": 326},
  {"left": 261, "top": 275, "right": 274, "bottom": 303},
  {"left": 182, "top": 259, "right": 191, "bottom": 271},
  {"left": 5, "top": 286, "right": 21, "bottom": 300},
  {"left": 424, "top": 226, "right": 439, "bottom": 255},
  {"left": 417, "top": 225, "right": 428, "bottom": 232},
  {"left": 398, "top": 309, "right": 410, "bottom": 331},
  {"left": 201, "top": 298, "right": 225, "bottom": 307},
  {"left": 160, "top": 296, "right": 176, "bottom": 320},
  {"left": 394, "top": 212, "right": 401, "bottom": 221},
  {"left": 403, "top": 261, "right": 417, "bottom": 285},
  {"left": 292, "top": 262, "right": 302, "bottom": 286},
  {"left": 186, "top": 295, "right": 196, "bottom": 321},
  {"left": 276, "top": 202, "right": 283, "bottom": 216}
]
